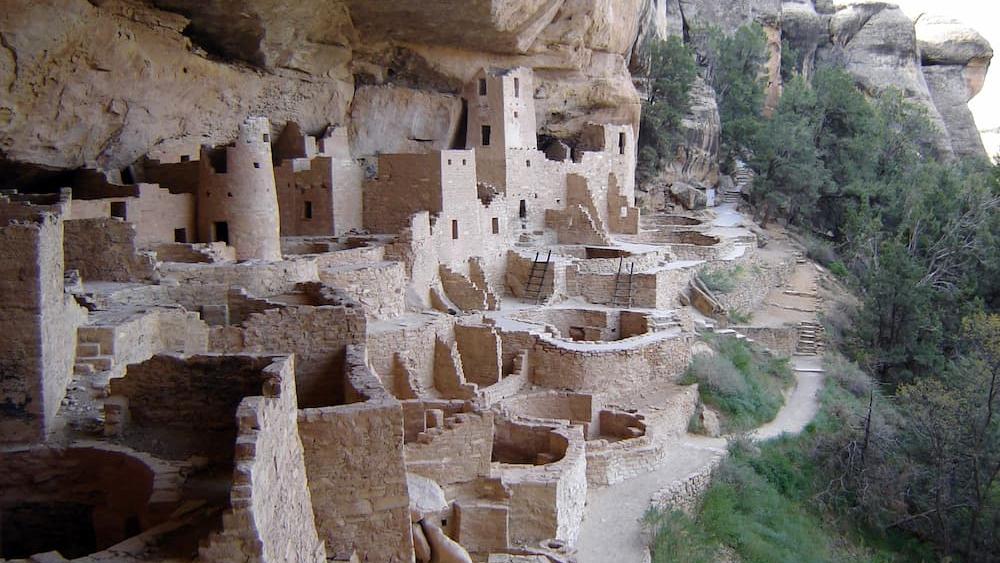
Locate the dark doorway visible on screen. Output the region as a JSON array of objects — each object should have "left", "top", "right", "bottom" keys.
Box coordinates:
[
  {"left": 1, "top": 502, "right": 97, "bottom": 559},
  {"left": 213, "top": 221, "right": 229, "bottom": 244},
  {"left": 109, "top": 201, "right": 127, "bottom": 220},
  {"left": 303, "top": 201, "right": 313, "bottom": 220},
  {"left": 519, "top": 199, "right": 527, "bottom": 220},
  {"left": 481, "top": 125, "right": 491, "bottom": 147},
  {"left": 174, "top": 228, "right": 187, "bottom": 243},
  {"left": 619, "top": 132, "right": 626, "bottom": 155}
]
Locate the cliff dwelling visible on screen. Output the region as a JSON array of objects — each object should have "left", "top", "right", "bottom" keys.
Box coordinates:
[{"left": 0, "top": 1, "right": 994, "bottom": 562}]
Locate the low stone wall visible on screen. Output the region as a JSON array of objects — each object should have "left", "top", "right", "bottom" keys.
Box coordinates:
[
  {"left": 710, "top": 255, "right": 795, "bottom": 315},
  {"left": 649, "top": 453, "right": 725, "bottom": 515},
  {"left": 159, "top": 257, "right": 319, "bottom": 310},
  {"left": 734, "top": 326, "right": 798, "bottom": 357},
  {"left": 529, "top": 333, "right": 693, "bottom": 403},
  {"left": 404, "top": 408, "right": 494, "bottom": 486},
  {"left": 585, "top": 386, "right": 698, "bottom": 486}
]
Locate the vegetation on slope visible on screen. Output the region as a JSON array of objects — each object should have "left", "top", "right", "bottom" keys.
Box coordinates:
[
  {"left": 646, "top": 21, "right": 1000, "bottom": 561},
  {"left": 683, "top": 336, "right": 793, "bottom": 433}
]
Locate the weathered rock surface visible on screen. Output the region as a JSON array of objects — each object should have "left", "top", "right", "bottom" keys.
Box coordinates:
[
  {"left": 349, "top": 86, "right": 463, "bottom": 157},
  {"left": 819, "top": 1, "right": 954, "bottom": 159},
  {"left": 781, "top": 1, "right": 828, "bottom": 80},
  {"left": 0, "top": 0, "right": 649, "bottom": 175},
  {"left": 915, "top": 15, "right": 992, "bottom": 159},
  {"left": 407, "top": 473, "right": 449, "bottom": 522},
  {"left": 666, "top": 76, "right": 721, "bottom": 188}
]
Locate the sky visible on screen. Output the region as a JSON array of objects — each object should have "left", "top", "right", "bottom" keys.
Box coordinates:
[{"left": 891, "top": 0, "right": 999, "bottom": 158}]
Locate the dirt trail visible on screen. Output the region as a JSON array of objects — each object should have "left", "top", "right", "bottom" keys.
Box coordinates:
[{"left": 576, "top": 357, "right": 824, "bottom": 563}]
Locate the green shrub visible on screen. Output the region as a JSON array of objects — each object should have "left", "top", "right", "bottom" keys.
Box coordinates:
[
  {"left": 698, "top": 265, "right": 745, "bottom": 293},
  {"left": 729, "top": 309, "right": 753, "bottom": 325},
  {"left": 828, "top": 260, "right": 848, "bottom": 278},
  {"left": 804, "top": 236, "right": 837, "bottom": 266},
  {"left": 683, "top": 338, "right": 792, "bottom": 432},
  {"left": 644, "top": 508, "right": 719, "bottom": 563}
]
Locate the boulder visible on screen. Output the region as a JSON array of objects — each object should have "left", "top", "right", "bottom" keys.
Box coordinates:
[
  {"left": 408, "top": 473, "right": 449, "bottom": 522},
  {"left": 669, "top": 181, "right": 709, "bottom": 210},
  {"left": 349, "top": 86, "right": 463, "bottom": 157}
]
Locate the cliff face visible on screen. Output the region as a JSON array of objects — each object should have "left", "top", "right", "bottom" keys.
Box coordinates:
[
  {"left": 0, "top": 0, "right": 991, "bottom": 182},
  {"left": 0, "top": 0, "right": 647, "bottom": 173}
]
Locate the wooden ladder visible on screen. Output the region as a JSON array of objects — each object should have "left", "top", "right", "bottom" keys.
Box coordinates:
[
  {"left": 524, "top": 251, "right": 552, "bottom": 304},
  {"left": 611, "top": 257, "right": 634, "bottom": 308}
]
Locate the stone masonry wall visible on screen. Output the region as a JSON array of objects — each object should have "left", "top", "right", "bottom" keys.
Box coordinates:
[
  {"left": 64, "top": 218, "right": 157, "bottom": 282},
  {"left": 199, "top": 356, "right": 326, "bottom": 562},
  {"left": 298, "top": 346, "right": 413, "bottom": 562},
  {"left": 0, "top": 194, "right": 86, "bottom": 444},
  {"left": 404, "top": 409, "right": 494, "bottom": 486}
]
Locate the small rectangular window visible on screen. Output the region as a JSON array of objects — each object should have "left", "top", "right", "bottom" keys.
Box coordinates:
[
  {"left": 514, "top": 111, "right": 519, "bottom": 118},
  {"left": 174, "top": 228, "right": 187, "bottom": 243},
  {"left": 214, "top": 221, "right": 229, "bottom": 244},
  {"left": 618, "top": 132, "right": 626, "bottom": 155},
  {"left": 447, "top": 159, "right": 452, "bottom": 165},
  {"left": 180, "top": 155, "right": 191, "bottom": 162},
  {"left": 262, "top": 133, "right": 270, "bottom": 142},
  {"left": 253, "top": 162, "right": 261, "bottom": 169},
  {"left": 514, "top": 77, "right": 520, "bottom": 98},
  {"left": 304, "top": 201, "right": 313, "bottom": 220},
  {"left": 526, "top": 159, "right": 531, "bottom": 168},
  {"left": 478, "top": 79, "right": 487, "bottom": 96},
  {"left": 110, "top": 201, "right": 127, "bottom": 220},
  {"left": 492, "top": 217, "right": 499, "bottom": 234},
  {"left": 519, "top": 199, "right": 526, "bottom": 220},
  {"left": 481, "top": 125, "right": 491, "bottom": 147},
  {"left": 451, "top": 220, "right": 459, "bottom": 240}
]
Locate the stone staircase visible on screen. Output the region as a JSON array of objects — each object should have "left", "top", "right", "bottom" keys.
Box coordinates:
[
  {"left": 647, "top": 311, "right": 682, "bottom": 331},
  {"left": 721, "top": 161, "right": 755, "bottom": 204},
  {"left": 795, "top": 321, "right": 825, "bottom": 356}
]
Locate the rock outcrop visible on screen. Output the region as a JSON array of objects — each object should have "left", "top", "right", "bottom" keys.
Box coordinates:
[
  {"left": 915, "top": 15, "right": 993, "bottom": 159},
  {"left": 0, "top": 0, "right": 649, "bottom": 176},
  {"left": 818, "top": 1, "right": 955, "bottom": 159},
  {"left": 667, "top": 76, "right": 721, "bottom": 188}
]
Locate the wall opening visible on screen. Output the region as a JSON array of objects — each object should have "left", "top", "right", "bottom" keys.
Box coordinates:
[
  {"left": 213, "top": 221, "right": 229, "bottom": 244},
  {"left": 262, "top": 133, "right": 270, "bottom": 143},
  {"left": 451, "top": 220, "right": 459, "bottom": 240},
  {"left": 514, "top": 77, "right": 520, "bottom": 98},
  {"left": 478, "top": 79, "right": 487, "bottom": 96},
  {"left": 304, "top": 201, "right": 313, "bottom": 220},
  {"left": 618, "top": 132, "right": 626, "bottom": 155},
  {"left": 481, "top": 125, "right": 491, "bottom": 147},
  {"left": 174, "top": 228, "right": 187, "bottom": 243},
  {"left": 253, "top": 162, "right": 261, "bottom": 169},
  {"left": 519, "top": 199, "right": 527, "bottom": 220},
  {"left": 1, "top": 502, "right": 97, "bottom": 559},
  {"left": 109, "top": 201, "right": 127, "bottom": 220},
  {"left": 492, "top": 217, "right": 499, "bottom": 234},
  {"left": 120, "top": 166, "right": 135, "bottom": 184}
]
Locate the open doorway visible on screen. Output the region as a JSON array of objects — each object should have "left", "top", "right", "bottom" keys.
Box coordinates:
[{"left": 213, "top": 221, "right": 229, "bottom": 244}]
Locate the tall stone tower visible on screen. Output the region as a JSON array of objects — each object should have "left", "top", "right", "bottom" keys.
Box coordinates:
[
  {"left": 198, "top": 117, "right": 282, "bottom": 261},
  {"left": 465, "top": 67, "right": 537, "bottom": 155}
]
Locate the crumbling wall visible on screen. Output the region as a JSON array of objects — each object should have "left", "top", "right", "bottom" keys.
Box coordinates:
[
  {"left": 709, "top": 255, "right": 795, "bottom": 315},
  {"left": 319, "top": 261, "right": 407, "bottom": 320},
  {"left": 212, "top": 302, "right": 367, "bottom": 409},
  {"left": 404, "top": 408, "right": 494, "bottom": 486},
  {"left": 109, "top": 354, "right": 279, "bottom": 461},
  {"left": 298, "top": 346, "right": 413, "bottom": 562},
  {"left": 69, "top": 183, "right": 196, "bottom": 247},
  {"left": 64, "top": 218, "right": 157, "bottom": 282},
  {"left": 454, "top": 324, "right": 503, "bottom": 387},
  {"left": 199, "top": 356, "right": 326, "bottom": 562},
  {"left": 159, "top": 258, "right": 319, "bottom": 310},
  {"left": 0, "top": 193, "right": 86, "bottom": 443},
  {"left": 363, "top": 153, "right": 444, "bottom": 234},
  {"left": 367, "top": 313, "right": 456, "bottom": 394}
]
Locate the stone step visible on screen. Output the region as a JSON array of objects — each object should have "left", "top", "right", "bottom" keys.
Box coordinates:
[
  {"left": 76, "top": 342, "right": 101, "bottom": 357},
  {"left": 81, "top": 355, "right": 114, "bottom": 371}
]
